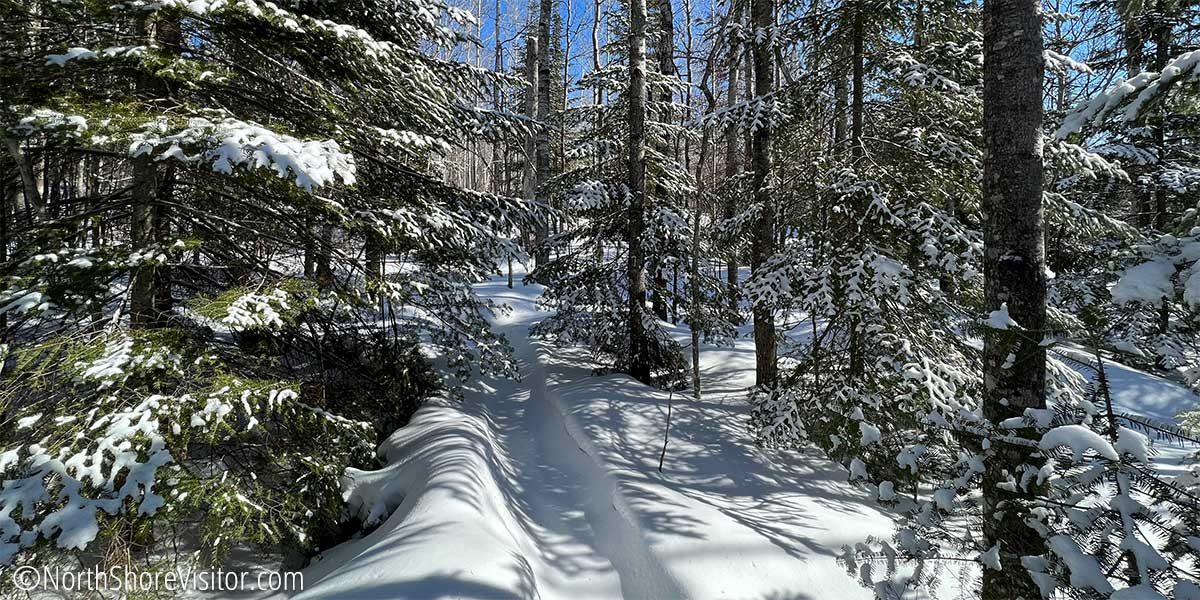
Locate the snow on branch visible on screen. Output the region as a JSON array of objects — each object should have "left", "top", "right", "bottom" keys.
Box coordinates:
[
  {"left": 1056, "top": 50, "right": 1200, "bottom": 139},
  {"left": 129, "top": 117, "right": 357, "bottom": 191}
]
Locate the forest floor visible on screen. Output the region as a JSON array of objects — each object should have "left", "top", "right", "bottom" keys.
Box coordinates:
[{"left": 252, "top": 271, "right": 1198, "bottom": 600}]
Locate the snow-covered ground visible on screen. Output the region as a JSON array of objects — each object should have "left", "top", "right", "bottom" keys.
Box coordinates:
[
  {"left": 258, "top": 270, "right": 1198, "bottom": 600},
  {"left": 267, "top": 273, "right": 892, "bottom": 599}
]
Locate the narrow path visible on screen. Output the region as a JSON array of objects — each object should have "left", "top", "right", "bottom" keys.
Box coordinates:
[{"left": 481, "top": 281, "right": 685, "bottom": 599}]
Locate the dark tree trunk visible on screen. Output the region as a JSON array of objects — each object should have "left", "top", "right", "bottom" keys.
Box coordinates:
[
  {"left": 2, "top": 138, "right": 43, "bottom": 223},
  {"left": 851, "top": 2, "right": 864, "bottom": 161},
  {"left": 316, "top": 222, "right": 334, "bottom": 288},
  {"left": 534, "top": 0, "right": 553, "bottom": 267},
  {"left": 846, "top": 0, "right": 867, "bottom": 374},
  {"left": 365, "top": 232, "right": 384, "bottom": 283},
  {"left": 129, "top": 14, "right": 182, "bottom": 327},
  {"left": 1151, "top": 5, "right": 1171, "bottom": 334},
  {"left": 724, "top": 5, "right": 742, "bottom": 316},
  {"left": 522, "top": 35, "right": 538, "bottom": 251},
  {"left": 303, "top": 215, "right": 317, "bottom": 278},
  {"left": 648, "top": 0, "right": 677, "bottom": 323},
  {"left": 152, "top": 165, "right": 176, "bottom": 319},
  {"left": 627, "top": 0, "right": 651, "bottom": 383},
  {"left": 980, "top": 0, "right": 1047, "bottom": 594},
  {"left": 750, "top": 0, "right": 777, "bottom": 388},
  {"left": 129, "top": 154, "right": 158, "bottom": 327}
]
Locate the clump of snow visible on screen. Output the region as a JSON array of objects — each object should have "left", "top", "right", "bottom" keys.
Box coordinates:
[
  {"left": 1114, "top": 426, "right": 1151, "bottom": 463},
  {"left": 1048, "top": 535, "right": 1116, "bottom": 594},
  {"left": 978, "top": 543, "right": 1001, "bottom": 570},
  {"left": 45, "top": 47, "right": 97, "bottom": 66},
  {"left": 1111, "top": 260, "right": 1175, "bottom": 305},
  {"left": 859, "top": 421, "right": 882, "bottom": 446},
  {"left": 222, "top": 288, "right": 292, "bottom": 331},
  {"left": 984, "top": 302, "right": 1019, "bottom": 330},
  {"left": 129, "top": 117, "right": 356, "bottom": 191},
  {"left": 877, "top": 480, "right": 897, "bottom": 501},
  {"left": 8, "top": 109, "right": 88, "bottom": 138},
  {"left": 1039, "top": 424, "right": 1119, "bottom": 462}
]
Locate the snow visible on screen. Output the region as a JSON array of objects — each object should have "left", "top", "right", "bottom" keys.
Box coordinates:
[
  {"left": 45, "top": 47, "right": 97, "bottom": 67},
  {"left": 222, "top": 289, "right": 292, "bottom": 331},
  {"left": 978, "top": 543, "right": 1001, "bottom": 570},
  {"left": 129, "top": 117, "right": 356, "bottom": 191},
  {"left": 275, "top": 271, "right": 895, "bottom": 600},
  {"left": 1056, "top": 50, "right": 1200, "bottom": 139},
  {"left": 220, "top": 268, "right": 1200, "bottom": 600},
  {"left": 1110, "top": 260, "right": 1176, "bottom": 305},
  {"left": 1047, "top": 535, "right": 1115, "bottom": 594},
  {"left": 984, "top": 302, "right": 1019, "bottom": 330},
  {"left": 1039, "top": 424, "right": 1119, "bottom": 462},
  {"left": 1114, "top": 426, "right": 1150, "bottom": 463}
]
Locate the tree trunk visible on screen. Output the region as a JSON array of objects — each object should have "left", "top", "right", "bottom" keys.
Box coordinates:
[
  {"left": 724, "top": 13, "right": 742, "bottom": 316},
  {"left": 832, "top": 45, "right": 848, "bottom": 153},
  {"left": 627, "top": 0, "right": 651, "bottom": 383},
  {"left": 1150, "top": 4, "right": 1171, "bottom": 334},
  {"left": 750, "top": 0, "right": 777, "bottom": 388},
  {"left": 851, "top": 1, "right": 864, "bottom": 161},
  {"left": 534, "top": 0, "right": 553, "bottom": 267},
  {"left": 129, "top": 154, "right": 158, "bottom": 326},
  {"left": 365, "top": 232, "right": 384, "bottom": 283},
  {"left": 980, "top": 0, "right": 1047, "bottom": 593},
  {"left": 846, "top": 0, "right": 867, "bottom": 375},
  {"left": 129, "top": 14, "right": 181, "bottom": 327},
  {"left": 2, "top": 138, "right": 44, "bottom": 223},
  {"left": 522, "top": 34, "right": 539, "bottom": 282},
  {"left": 648, "top": 0, "right": 677, "bottom": 323},
  {"left": 316, "top": 221, "right": 335, "bottom": 288},
  {"left": 303, "top": 215, "right": 317, "bottom": 277}
]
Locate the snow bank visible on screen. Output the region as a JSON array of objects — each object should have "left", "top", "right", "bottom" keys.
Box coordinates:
[{"left": 293, "top": 394, "right": 542, "bottom": 599}]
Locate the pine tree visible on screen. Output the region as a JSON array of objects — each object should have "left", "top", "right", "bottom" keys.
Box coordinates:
[{"left": 0, "top": 0, "right": 534, "bottom": 571}]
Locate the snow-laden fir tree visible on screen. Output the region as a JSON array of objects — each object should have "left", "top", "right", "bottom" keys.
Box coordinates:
[{"left": 0, "top": 0, "right": 534, "bottom": 575}]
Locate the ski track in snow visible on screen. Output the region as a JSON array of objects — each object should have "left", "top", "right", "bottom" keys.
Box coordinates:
[{"left": 242, "top": 271, "right": 1196, "bottom": 600}]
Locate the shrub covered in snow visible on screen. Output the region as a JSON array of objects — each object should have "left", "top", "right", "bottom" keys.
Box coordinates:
[{"left": 0, "top": 325, "right": 377, "bottom": 571}]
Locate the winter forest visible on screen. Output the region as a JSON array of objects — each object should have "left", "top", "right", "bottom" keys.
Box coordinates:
[{"left": 1, "top": 0, "right": 1200, "bottom": 597}]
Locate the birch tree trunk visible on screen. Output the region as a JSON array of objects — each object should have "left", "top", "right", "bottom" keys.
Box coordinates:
[{"left": 980, "top": 0, "right": 1047, "bottom": 593}]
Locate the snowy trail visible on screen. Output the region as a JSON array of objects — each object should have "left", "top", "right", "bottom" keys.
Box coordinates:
[
  {"left": 275, "top": 275, "right": 896, "bottom": 599},
  {"left": 495, "top": 316, "right": 688, "bottom": 599},
  {"left": 270, "top": 273, "right": 1198, "bottom": 600}
]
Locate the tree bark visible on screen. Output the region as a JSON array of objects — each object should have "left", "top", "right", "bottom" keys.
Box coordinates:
[
  {"left": 847, "top": 0, "right": 866, "bottom": 374},
  {"left": 534, "top": 0, "right": 553, "bottom": 267},
  {"left": 724, "top": 3, "right": 743, "bottom": 316},
  {"left": 850, "top": 1, "right": 864, "bottom": 161},
  {"left": 129, "top": 14, "right": 181, "bottom": 327},
  {"left": 522, "top": 34, "right": 539, "bottom": 277},
  {"left": 627, "top": 0, "right": 651, "bottom": 383},
  {"left": 2, "top": 138, "right": 44, "bottom": 223},
  {"left": 129, "top": 154, "right": 158, "bottom": 326},
  {"left": 980, "top": 0, "right": 1047, "bottom": 593},
  {"left": 647, "top": 0, "right": 677, "bottom": 323},
  {"left": 750, "top": 0, "right": 777, "bottom": 388}
]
